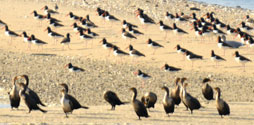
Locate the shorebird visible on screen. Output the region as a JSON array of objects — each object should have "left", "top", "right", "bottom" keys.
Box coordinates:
[
  {"left": 64, "top": 63, "right": 84, "bottom": 72},
  {"left": 80, "top": 18, "right": 97, "bottom": 28},
  {"left": 122, "top": 20, "right": 138, "bottom": 29},
  {"left": 67, "top": 12, "right": 80, "bottom": 21},
  {"left": 185, "top": 51, "right": 203, "bottom": 68},
  {"left": 77, "top": 29, "right": 93, "bottom": 48},
  {"left": 112, "top": 46, "right": 129, "bottom": 62},
  {"left": 45, "top": 27, "right": 64, "bottom": 44},
  {"left": 217, "top": 36, "right": 233, "bottom": 55},
  {"left": 165, "top": 12, "right": 175, "bottom": 21},
  {"left": 72, "top": 22, "right": 87, "bottom": 32},
  {"left": 173, "top": 23, "right": 188, "bottom": 35},
  {"left": 49, "top": 19, "right": 64, "bottom": 28},
  {"left": 233, "top": 51, "right": 251, "bottom": 72},
  {"left": 175, "top": 44, "right": 191, "bottom": 60},
  {"left": 21, "top": 31, "right": 32, "bottom": 50},
  {"left": 127, "top": 25, "right": 144, "bottom": 36},
  {"left": 211, "top": 50, "right": 226, "bottom": 66},
  {"left": 147, "top": 38, "right": 164, "bottom": 55},
  {"left": 245, "top": 15, "right": 254, "bottom": 26},
  {"left": 3, "top": 25, "right": 20, "bottom": 44},
  {"left": 158, "top": 20, "right": 172, "bottom": 39},
  {"left": 161, "top": 64, "right": 181, "bottom": 72},
  {"left": 100, "top": 38, "right": 114, "bottom": 57},
  {"left": 126, "top": 44, "right": 145, "bottom": 62},
  {"left": 239, "top": 22, "right": 253, "bottom": 32},
  {"left": 41, "top": 5, "right": 58, "bottom": 15},
  {"left": 31, "top": 10, "right": 45, "bottom": 25},
  {"left": 45, "top": 13, "right": 61, "bottom": 23},
  {"left": 133, "top": 70, "right": 151, "bottom": 88},
  {"left": 61, "top": 33, "right": 71, "bottom": 50},
  {"left": 30, "top": 34, "right": 48, "bottom": 51},
  {"left": 122, "top": 28, "right": 137, "bottom": 43}
]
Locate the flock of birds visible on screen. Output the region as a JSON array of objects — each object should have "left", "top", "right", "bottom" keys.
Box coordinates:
[
  {"left": 2, "top": 2, "right": 254, "bottom": 121},
  {"left": 8, "top": 74, "right": 230, "bottom": 119}
]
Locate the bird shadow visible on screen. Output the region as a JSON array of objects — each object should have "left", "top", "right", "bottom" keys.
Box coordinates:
[{"left": 30, "top": 53, "right": 57, "bottom": 56}]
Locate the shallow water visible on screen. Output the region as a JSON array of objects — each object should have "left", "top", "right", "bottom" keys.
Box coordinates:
[{"left": 193, "top": 0, "right": 254, "bottom": 10}]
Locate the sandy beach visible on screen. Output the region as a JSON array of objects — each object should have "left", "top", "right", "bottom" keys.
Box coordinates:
[{"left": 0, "top": 0, "right": 254, "bottom": 124}]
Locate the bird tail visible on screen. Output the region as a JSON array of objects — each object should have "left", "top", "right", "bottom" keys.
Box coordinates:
[
  {"left": 39, "top": 108, "right": 47, "bottom": 113},
  {"left": 121, "top": 101, "right": 130, "bottom": 105},
  {"left": 81, "top": 106, "right": 89, "bottom": 109}
]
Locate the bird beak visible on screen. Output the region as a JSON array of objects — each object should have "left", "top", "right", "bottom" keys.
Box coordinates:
[
  {"left": 125, "top": 46, "right": 129, "bottom": 50},
  {"left": 40, "top": 6, "right": 45, "bottom": 10},
  {"left": 232, "top": 53, "right": 235, "bottom": 56},
  {"left": 66, "top": 13, "right": 69, "bottom": 17},
  {"left": 30, "top": 11, "right": 34, "bottom": 15},
  {"left": 44, "top": 28, "right": 47, "bottom": 32},
  {"left": 99, "top": 40, "right": 102, "bottom": 43},
  {"left": 70, "top": 24, "right": 74, "bottom": 27},
  {"left": 133, "top": 71, "right": 138, "bottom": 75},
  {"left": 173, "top": 46, "right": 177, "bottom": 49},
  {"left": 160, "top": 65, "right": 165, "bottom": 70},
  {"left": 64, "top": 64, "right": 68, "bottom": 68}
]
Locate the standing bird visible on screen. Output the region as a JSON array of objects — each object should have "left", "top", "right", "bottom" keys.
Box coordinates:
[
  {"left": 61, "top": 33, "right": 71, "bottom": 50},
  {"left": 161, "top": 86, "right": 175, "bottom": 116},
  {"left": 129, "top": 87, "right": 149, "bottom": 120},
  {"left": 8, "top": 76, "right": 20, "bottom": 109},
  {"left": 3, "top": 25, "right": 20, "bottom": 44},
  {"left": 182, "top": 83, "right": 201, "bottom": 114},
  {"left": 45, "top": 13, "right": 61, "bottom": 23},
  {"left": 30, "top": 34, "right": 48, "bottom": 51},
  {"left": 127, "top": 25, "right": 144, "bottom": 36},
  {"left": 185, "top": 51, "right": 203, "bottom": 68},
  {"left": 41, "top": 5, "right": 59, "bottom": 15},
  {"left": 122, "top": 28, "right": 137, "bottom": 43},
  {"left": 18, "top": 83, "right": 47, "bottom": 113},
  {"left": 127, "top": 44, "right": 145, "bottom": 61},
  {"left": 112, "top": 46, "right": 129, "bottom": 59},
  {"left": 60, "top": 83, "right": 88, "bottom": 118},
  {"left": 141, "top": 92, "right": 157, "bottom": 110},
  {"left": 214, "top": 87, "right": 230, "bottom": 118},
  {"left": 103, "top": 90, "right": 126, "bottom": 110},
  {"left": 233, "top": 51, "right": 251, "bottom": 72},
  {"left": 180, "top": 77, "right": 188, "bottom": 111},
  {"left": 16, "top": 75, "right": 46, "bottom": 107},
  {"left": 175, "top": 44, "right": 191, "bottom": 61},
  {"left": 49, "top": 19, "right": 64, "bottom": 28},
  {"left": 147, "top": 38, "right": 164, "bottom": 55},
  {"left": 67, "top": 12, "right": 80, "bottom": 21},
  {"left": 201, "top": 78, "right": 214, "bottom": 101},
  {"left": 64, "top": 63, "right": 85, "bottom": 72},
  {"left": 45, "top": 27, "right": 64, "bottom": 44},
  {"left": 133, "top": 70, "right": 151, "bottom": 87},
  {"left": 158, "top": 20, "right": 172, "bottom": 39},
  {"left": 21, "top": 31, "right": 32, "bottom": 50},
  {"left": 170, "top": 77, "right": 181, "bottom": 106},
  {"left": 211, "top": 50, "right": 226, "bottom": 66},
  {"left": 100, "top": 38, "right": 114, "bottom": 57},
  {"left": 217, "top": 36, "right": 233, "bottom": 56},
  {"left": 173, "top": 23, "right": 188, "bottom": 35},
  {"left": 122, "top": 20, "right": 138, "bottom": 29},
  {"left": 31, "top": 10, "right": 45, "bottom": 24}
]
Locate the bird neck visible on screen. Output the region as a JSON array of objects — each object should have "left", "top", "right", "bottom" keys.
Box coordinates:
[
  {"left": 216, "top": 91, "right": 221, "bottom": 100},
  {"left": 132, "top": 91, "right": 137, "bottom": 102}
]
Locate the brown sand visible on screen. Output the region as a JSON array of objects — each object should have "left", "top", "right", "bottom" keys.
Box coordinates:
[{"left": 0, "top": 0, "right": 254, "bottom": 124}]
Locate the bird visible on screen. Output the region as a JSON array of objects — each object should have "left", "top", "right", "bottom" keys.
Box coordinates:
[
  {"left": 201, "top": 78, "right": 214, "bottom": 101},
  {"left": 30, "top": 34, "right": 48, "bottom": 51},
  {"left": 161, "top": 86, "right": 175, "bottom": 116},
  {"left": 245, "top": 15, "right": 254, "bottom": 26},
  {"left": 211, "top": 50, "right": 226, "bottom": 66},
  {"left": 179, "top": 77, "right": 189, "bottom": 111},
  {"left": 77, "top": 29, "right": 93, "bottom": 48},
  {"left": 67, "top": 12, "right": 80, "bottom": 20},
  {"left": 127, "top": 44, "right": 145, "bottom": 60},
  {"left": 60, "top": 83, "right": 88, "bottom": 118},
  {"left": 45, "top": 13, "right": 61, "bottom": 23},
  {"left": 103, "top": 90, "right": 126, "bottom": 110},
  {"left": 64, "top": 63, "right": 85, "bottom": 72},
  {"left": 121, "top": 28, "right": 137, "bottom": 43},
  {"left": 173, "top": 23, "right": 188, "bottom": 34},
  {"left": 61, "top": 33, "right": 71, "bottom": 50},
  {"left": 233, "top": 51, "right": 251, "bottom": 72},
  {"left": 226, "top": 25, "right": 236, "bottom": 35},
  {"left": 185, "top": 51, "right": 203, "bottom": 67},
  {"left": 127, "top": 25, "right": 144, "bottom": 36},
  {"left": 54, "top": 4, "right": 58, "bottom": 11},
  {"left": 147, "top": 38, "right": 164, "bottom": 55},
  {"left": 122, "top": 20, "right": 138, "bottom": 29},
  {"left": 239, "top": 22, "right": 253, "bottom": 32},
  {"left": 100, "top": 38, "right": 115, "bottom": 57},
  {"left": 86, "top": 28, "right": 99, "bottom": 37},
  {"left": 158, "top": 20, "right": 172, "bottom": 39},
  {"left": 41, "top": 5, "right": 58, "bottom": 15},
  {"left": 3, "top": 25, "right": 20, "bottom": 44},
  {"left": 21, "top": 31, "right": 32, "bottom": 50},
  {"left": 8, "top": 76, "right": 20, "bottom": 109},
  {"left": 31, "top": 10, "right": 45, "bottom": 22},
  {"left": 96, "top": 7, "right": 105, "bottom": 18},
  {"left": 164, "top": 11, "right": 175, "bottom": 21},
  {"left": 80, "top": 18, "right": 98, "bottom": 28},
  {"left": 129, "top": 87, "right": 149, "bottom": 120},
  {"left": 16, "top": 75, "right": 46, "bottom": 107},
  {"left": 141, "top": 92, "right": 157, "bottom": 110},
  {"left": 161, "top": 64, "right": 181, "bottom": 72},
  {"left": 214, "top": 87, "right": 230, "bottom": 118},
  {"left": 18, "top": 83, "right": 47, "bottom": 113},
  {"left": 175, "top": 44, "right": 191, "bottom": 60},
  {"left": 211, "top": 24, "right": 226, "bottom": 35},
  {"left": 112, "top": 46, "right": 129, "bottom": 62},
  {"left": 102, "top": 11, "right": 119, "bottom": 22},
  {"left": 72, "top": 22, "right": 87, "bottom": 32},
  {"left": 214, "top": 18, "right": 226, "bottom": 29},
  {"left": 49, "top": 19, "right": 64, "bottom": 28},
  {"left": 217, "top": 36, "right": 234, "bottom": 55},
  {"left": 45, "top": 27, "right": 64, "bottom": 44},
  {"left": 181, "top": 83, "right": 201, "bottom": 114},
  {"left": 170, "top": 77, "right": 181, "bottom": 106},
  {"left": 133, "top": 70, "right": 151, "bottom": 87}
]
